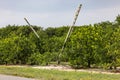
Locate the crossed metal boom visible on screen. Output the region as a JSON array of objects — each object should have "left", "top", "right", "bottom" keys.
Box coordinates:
[{"left": 23, "top": 4, "right": 82, "bottom": 64}]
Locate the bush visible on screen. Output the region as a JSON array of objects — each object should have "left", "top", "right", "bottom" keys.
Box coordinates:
[{"left": 27, "top": 52, "right": 43, "bottom": 65}]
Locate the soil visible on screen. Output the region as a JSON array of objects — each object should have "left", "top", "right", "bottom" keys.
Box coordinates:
[
  {"left": 3, "top": 65, "right": 120, "bottom": 75},
  {"left": 31, "top": 65, "right": 120, "bottom": 75}
]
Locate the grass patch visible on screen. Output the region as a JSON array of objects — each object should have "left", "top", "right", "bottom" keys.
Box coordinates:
[{"left": 0, "top": 66, "right": 120, "bottom": 80}]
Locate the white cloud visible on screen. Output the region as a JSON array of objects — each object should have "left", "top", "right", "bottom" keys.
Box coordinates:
[
  {"left": 76, "top": 5, "right": 120, "bottom": 26},
  {"left": 0, "top": 0, "right": 120, "bottom": 28},
  {"left": 0, "top": 9, "right": 73, "bottom": 28},
  {"left": 0, "top": 9, "right": 49, "bottom": 27}
]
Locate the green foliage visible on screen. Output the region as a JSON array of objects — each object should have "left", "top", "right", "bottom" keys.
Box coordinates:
[
  {"left": 68, "top": 26, "right": 103, "bottom": 68},
  {"left": 27, "top": 52, "right": 43, "bottom": 65},
  {"left": 115, "top": 15, "right": 120, "bottom": 25},
  {"left": 0, "top": 15, "right": 120, "bottom": 69}
]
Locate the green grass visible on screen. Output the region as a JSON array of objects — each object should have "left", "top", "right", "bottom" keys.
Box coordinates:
[{"left": 0, "top": 66, "right": 120, "bottom": 80}]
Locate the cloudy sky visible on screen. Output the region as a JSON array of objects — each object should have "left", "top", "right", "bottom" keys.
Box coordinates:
[{"left": 0, "top": 0, "right": 120, "bottom": 28}]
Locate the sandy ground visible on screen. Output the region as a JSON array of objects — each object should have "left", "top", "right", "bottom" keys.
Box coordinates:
[
  {"left": 0, "top": 74, "right": 35, "bottom": 80},
  {"left": 32, "top": 65, "right": 120, "bottom": 75}
]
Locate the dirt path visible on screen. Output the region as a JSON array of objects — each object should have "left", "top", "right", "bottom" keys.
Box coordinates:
[
  {"left": 0, "top": 74, "right": 35, "bottom": 80},
  {"left": 3, "top": 65, "right": 120, "bottom": 75},
  {"left": 32, "top": 65, "right": 120, "bottom": 75}
]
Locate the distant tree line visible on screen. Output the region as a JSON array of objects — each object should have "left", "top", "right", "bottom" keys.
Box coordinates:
[{"left": 0, "top": 15, "right": 120, "bottom": 69}]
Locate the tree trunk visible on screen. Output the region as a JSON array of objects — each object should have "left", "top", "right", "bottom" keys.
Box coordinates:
[
  {"left": 88, "top": 60, "right": 91, "bottom": 68},
  {"left": 114, "top": 66, "right": 117, "bottom": 70}
]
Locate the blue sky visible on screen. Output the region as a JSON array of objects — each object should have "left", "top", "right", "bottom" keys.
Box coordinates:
[{"left": 0, "top": 0, "right": 120, "bottom": 28}]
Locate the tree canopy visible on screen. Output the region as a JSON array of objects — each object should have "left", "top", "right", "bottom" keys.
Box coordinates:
[{"left": 0, "top": 15, "right": 120, "bottom": 69}]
